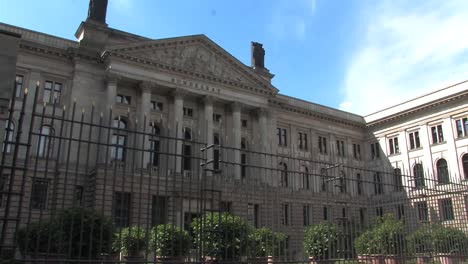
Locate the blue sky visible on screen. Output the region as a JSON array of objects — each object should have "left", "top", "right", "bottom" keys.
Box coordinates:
[{"left": 1, "top": 0, "right": 468, "bottom": 115}]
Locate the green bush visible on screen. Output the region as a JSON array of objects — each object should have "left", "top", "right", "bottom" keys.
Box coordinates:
[
  {"left": 407, "top": 224, "right": 468, "bottom": 255},
  {"left": 16, "top": 207, "right": 115, "bottom": 259},
  {"left": 248, "top": 227, "right": 286, "bottom": 257},
  {"left": 191, "top": 212, "right": 251, "bottom": 260},
  {"left": 149, "top": 224, "right": 191, "bottom": 257},
  {"left": 112, "top": 226, "right": 147, "bottom": 256},
  {"left": 304, "top": 222, "right": 340, "bottom": 260},
  {"left": 353, "top": 214, "right": 405, "bottom": 255}
]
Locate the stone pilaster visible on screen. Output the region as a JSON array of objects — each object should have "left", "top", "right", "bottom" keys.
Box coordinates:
[
  {"left": 203, "top": 96, "right": 214, "bottom": 173},
  {"left": 138, "top": 81, "right": 152, "bottom": 167},
  {"left": 172, "top": 89, "right": 184, "bottom": 174}
]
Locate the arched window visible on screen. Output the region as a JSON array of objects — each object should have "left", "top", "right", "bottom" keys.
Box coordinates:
[
  {"left": 280, "top": 162, "right": 288, "bottom": 187},
  {"left": 3, "top": 120, "right": 15, "bottom": 153},
  {"left": 38, "top": 125, "right": 54, "bottom": 158},
  {"left": 436, "top": 159, "right": 449, "bottom": 184},
  {"left": 149, "top": 123, "right": 160, "bottom": 166},
  {"left": 111, "top": 118, "right": 127, "bottom": 161},
  {"left": 393, "top": 168, "right": 403, "bottom": 191},
  {"left": 301, "top": 166, "right": 309, "bottom": 190},
  {"left": 339, "top": 171, "right": 346, "bottom": 193},
  {"left": 413, "top": 163, "right": 425, "bottom": 189},
  {"left": 463, "top": 154, "right": 468, "bottom": 179}
]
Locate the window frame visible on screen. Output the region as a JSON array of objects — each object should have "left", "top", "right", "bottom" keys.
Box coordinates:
[
  {"left": 31, "top": 178, "right": 49, "bottom": 210},
  {"left": 408, "top": 131, "right": 421, "bottom": 150},
  {"left": 430, "top": 124, "right": 444, "bottom": 144},
  {"left": 43, "top": 80, "right": 62, "bottom": 104}
]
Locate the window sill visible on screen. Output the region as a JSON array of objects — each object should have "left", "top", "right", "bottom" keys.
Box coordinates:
[
  {"left": 388, "top": 152, "right": 401, "bottom": 157},
  {"left": 455, "top": 136, "right": 468, "bottom": 140},
  {"left": 431, "top": 141, "right": 446, "bottom": 146},
  {"left": 408, "top": 147, "right": 423, "bottom": 152}
]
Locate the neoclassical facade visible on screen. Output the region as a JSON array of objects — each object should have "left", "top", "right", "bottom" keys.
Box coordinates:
[{"left": 0, "top": 1, "right": 467, "bottom": 259}]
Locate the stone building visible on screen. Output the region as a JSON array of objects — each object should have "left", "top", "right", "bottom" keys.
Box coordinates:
[{"left": 0, "top": 0, "right": 467, "bottom": 260}]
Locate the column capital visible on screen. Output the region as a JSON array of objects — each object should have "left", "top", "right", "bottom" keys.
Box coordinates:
[
  {"left": 106, "top": 73, "right": 121, "bottom": 85},
  {"left": 139, "top": 81, "right": 153, "bottom": 93},
  {"left": 258, "top": 107, "right": 269, "bottom": 118},
  {"left": 202, "top": 95, "right": 215, "bottom": 106},
  {"left": 230, "top": 101, "right": 242, "bottom": 112},
  {"left": 171, "top": 88, "right": 189, "bottom": 100}
]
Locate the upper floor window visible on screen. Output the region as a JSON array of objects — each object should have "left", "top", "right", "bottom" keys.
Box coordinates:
[
  {"left": 38, "top": 125, "right": 54, "bottom": 158},
  {"left": 436, "top": 159, "right": 449, "bottom": 184},
  {"left": 31, "top": 178, "right": 48, "bottom": 210},
  {"left": 279, "top": 162, "right": 288, "bottom": 187},
  {"left": 213, "top": 113, "right": 222, "bottom": 123},
  {"left": 388, "top": 136, "right": 400, "bottom": 155},
  {"left": 463, "top": 154, "right": 468, "bottom": 180},
  {"left": 339, "top": 171, "right": 346, "bottom": 193},
  {"left": 298, "top": 132, "right": 308, "bottom": 150},
  {"left": 277, "top": 128, "right": 287, "bottom": 147},
  {"left": 431, "top": 124, "right": 444, "bottom": 144},
  {"left": 183, "top": 107, "right": 193, "bottom": 117},
  {"left": 353, "top": 143, "right": 361, "bottom": 160},
  {"left": 241, "top": 153, "right": 247, "bottom": 179},
  {"left": 149, "top": 123, "right": 160, "bottom": 167},
  {"left": 213, "top": 133, "right": 220, "bottom": 170},
  {"left": 336, "top": 140, "right": 345, "bottom": 157},
  {"left": 281, "top": 203, "right": 290, "bottom": 225},
  {"left": 374, "top": 172, "right": 383, "bottom": 195},
  {"left": 241, "top": 119, "right": 248, "bottom": 128},
  {"left": 318, "top": 136, "right": 327, "bottom": 154},
  {"left": 394, "top": 168, "right": 403, "bottom": 192},
  {"left": 184, "top": 127, "right": 192, "bottom": 141},
  {"left": 2, "top": 120, "right": 14, "bottom": 154},
  {"left": 301, "top": 166, "right": 309, "bottom": 190},
  {"left": 151, "top": 100, "right": 163, "bottom": 111},
  {"left": 357, "top": 173, "right": 363, "bottom": 195},
  {"left": 241, "top": 137, "right": 247, "bottom": 150},
  {"left": 15, "top": 75, "right": 24, "bottom": 98},
  {"left": 413, "top": 163, "right": 425, "bottom": 189},
  {"left": 408, "top": 131, "right": 421, "bottom": 150},
  {"left": 455, "top": 117, "right": 468, "bottom": 138},
  {"left": 111, "top": 118, "right": 127, "bottom": 161},
  {"left": 416, "top": 201, "right": 428, "bottom": 222},
  {"left": 43, "top": 81, "right": 62, "bottom": 104},
  {"left": 116, "top": 94, "right": 131, "bottom": 105},
  {"left": 371, "top": 142, "right": 380, "bottom": 159}
]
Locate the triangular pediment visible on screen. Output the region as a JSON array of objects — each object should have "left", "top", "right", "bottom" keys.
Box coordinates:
[{"left": 106, "top": 35, "right": 278, "bottom": 94}]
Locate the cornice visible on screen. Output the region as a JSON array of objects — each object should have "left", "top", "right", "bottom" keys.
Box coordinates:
[
  {"left": 269, "top": 99, "right": 366, "bottom": 129},
  {"left": 366, "top": 90, "right": 468, "bottom": 128},
  {"left": 19, "top": 41, "right": 102, "bottom": 65},
  {"left": 102, "top": 50, "right": 276, "bottom": 98}
]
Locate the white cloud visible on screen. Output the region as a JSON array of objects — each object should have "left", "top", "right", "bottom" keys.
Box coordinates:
[
  {"left": 268, "top": 0, "right": 316, "bottom": 40},
  {"left": 340, "top": 1, "right": 468, "bottom": 115}
]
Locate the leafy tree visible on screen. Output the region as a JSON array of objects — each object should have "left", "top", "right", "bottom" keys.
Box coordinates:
[
  {"left": 112, "top": 226, "right": 147, "bottom": 256},
  {"left": 248, "top": 227, "right": 286, "bottom": 257}
]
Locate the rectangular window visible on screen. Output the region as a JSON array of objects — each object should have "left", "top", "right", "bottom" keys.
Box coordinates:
[
  {"left": 15, "top": 75, "right": 24, "bottom": 98},
  {"left": 376, "top": 207, "right": 383, "bottom": 217},
  {"left": 213, "top": 113, "right": 222, "bottom": 123},
  {"left": 408, "top": 131, "right": 421, "bottom": 150},
  {"left": 113, "top": 192, "right": 131, "bottom": 227},
  {"left": 248, "top": 203, "right": 259, "bottom": 227},
  {"left": 74, "top": 185, "right": 83, "bottom": 207},
  {"left": 396, "top": 204, "right": 405, "bottom": 220},
  {"left": 242, "top": 119, "right": 248, "bottom": 128},
  {"left": 388, "top": 136, "right": 400, "bottom": 155},
  {"left": 31, "top": 178, "right": 48, "bottom": 210},
  {"left": 277, "top": 128, "right": 287, "bottom": 146},
  {"left": 0, "top": 175, "right": 7, "bottom": 207},
  {"left": 323, "top": 206, "right": 328, "bottom": 220},
  {"left": 281, "top": 203, "right": 289, "bottom": 225},
  {"left": 336, "top": 140, "right": 345, "bottom": 157},
  {"left": 182, "top": 144, "right": 192, "bottom": 171},
  {"left": 151, "top": 100, "right": 163, "bottom": 111},
  {"left": 416, "top": 201, "right": 428, "bottom": 222},
  {"left": 439, "top": 198, "right": 455, "bottom": 221},
  {"left": 116, "top": 94, "right": 131, "bottom": 104},
  {"left": 303, "top": 205, "right": 311, "bottom": 226},
  {"left": 318, "top": 136, "right": 327, "bottom": 154},
  {"left": 152, "top": 196, "right": 167, "bottom": 226},
  {"left": 353, "top": 144, "right": 361, "bottom": 159},
  {"left": 298, "top": 132, "right": 308, "bottom": 150},
  {"left": 359, "top": 208, "right": 366, "bottom": 226},
  {"left": 254, "top": 204, "right": 259, "bottom": 228},
  {"left": 374, "top": 172, "right": 383, "bottom": 195},
  {"left": 183, "top": 107, "right": 193, "bottom": 117},
  {"left": 371, "top": 142, "right": 380, "bottom": 159},
  {"left": 149, "top": 139, "right": 160, "bottom": 166},
  {"left": 241, "top": 153, "right": 247, "bottom": 179},
  {"left": 431, "top": 124, "right": 444, "bottom": 144},
  {"left": 357, "top": 173, "right": 363, "bottom": 195},
  {"left": 220, "top": 201, "right": 232, "bottom": 213},
  {"left": 111, "top": 134, "right": 126, "bottom": 161},
  {"left": 44, "top": 81, "right": 62, "bottom": 104},
  {"left": 455, "top": 118, "right": 468, "bottom": 138}
]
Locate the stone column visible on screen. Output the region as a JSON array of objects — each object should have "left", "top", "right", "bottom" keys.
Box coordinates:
[
  {"left": 101, "top": 73, "right": 119, "bottom": 164},
  {"left": 258, "top": 108, "right": 269, "bottom": 183},
  {"left": 172, "top": 90, "right": 184, "bottom": 174},
  {"left": 443, "top": 117, "right": 459, "bottom": 183},
  {"left": 231, "top": 102, "right": 242, "bottom": 180},
  {"left": 106, "top": 74, "right": 119, "bottom": 112},
  {"left": 138, "top": 81, "right": 152, "bottom": 167}
]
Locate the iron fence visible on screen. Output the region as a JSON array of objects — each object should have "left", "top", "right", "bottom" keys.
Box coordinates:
[{"left": 0, "top": 81, "right": 467, "bottom": 263}]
